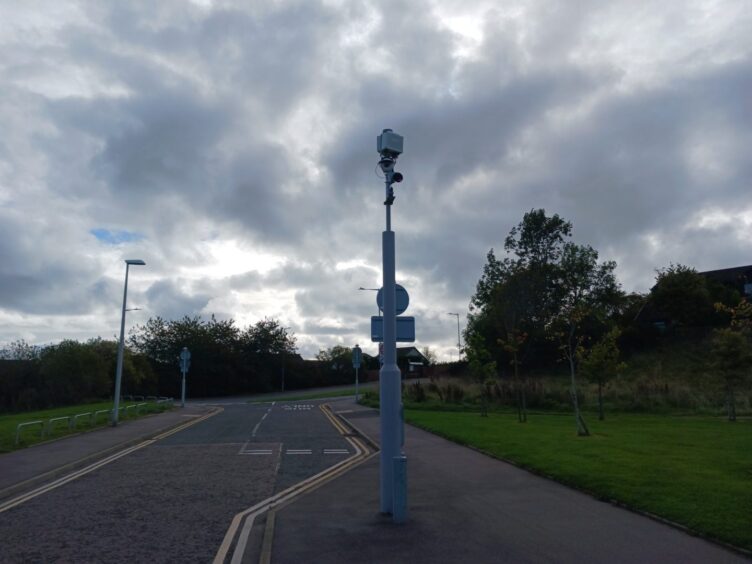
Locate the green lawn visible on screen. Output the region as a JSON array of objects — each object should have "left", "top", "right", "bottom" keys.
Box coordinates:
[
  {"left": 0, "top": 400, "right": 172, "bottom": 453},
  {"left": 406, "top": 409, "right": 752, "bottom": 552}
]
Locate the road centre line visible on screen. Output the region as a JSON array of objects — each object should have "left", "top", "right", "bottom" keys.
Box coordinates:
[
  {"left": 216, "top": 405, "right": 375, "bottom": 564},
  {"left": 0, "top": 407, "right": 222, "bottom": 515}
]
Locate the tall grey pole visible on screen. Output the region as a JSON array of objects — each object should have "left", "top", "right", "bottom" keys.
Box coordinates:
[
  {"left": 456, "top": 316, "right": 461, "bottom": 360},
  {"left": 355, "top": 366, "right": 360, "bottom": 402},
  {"left": 377, "top": 129, "right": 405, "bottom": 518},
  {"left": 112, "top": 264, "right": 130, "bottom": 426},
  {"left": 181, "top": 368, "right": 186, "bottom": 408},
  {"left": 448, "top": 312, "right": 461, "bottom": 361}
]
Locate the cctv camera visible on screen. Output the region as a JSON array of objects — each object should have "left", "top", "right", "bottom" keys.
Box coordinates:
[{"left": 377, "top": 129, "right": 403, "bottom": 157}]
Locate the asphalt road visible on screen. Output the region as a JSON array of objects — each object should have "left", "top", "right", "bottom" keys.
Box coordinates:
[{"left": 0, "top": 400, "right": 350, "bottom": 563}]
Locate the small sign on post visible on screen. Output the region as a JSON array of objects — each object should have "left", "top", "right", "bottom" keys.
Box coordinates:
[{"left": 371, "top": 316, "right": 415, "bottom": 342}]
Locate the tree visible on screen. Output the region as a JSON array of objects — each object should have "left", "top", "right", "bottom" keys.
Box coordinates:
[
  {"left": 650, "top": 264, "right": 713, "bottom": 326},
  {"left": 421, "top": 346, "right": 437, "bottom": 365},
  {"left": 316, "top": 345, "right": 354, "bottom": 385},
  {"left": 710, "top": 328, "right": 752, "bottom": 422},
  {"left": 578, "top": 327, "right": 626, "bottom": 420},
  {"left": 464, "top": 331, "right": 497, "bottom": 417},
  {"left": 39, "top": 340, "right": 109, "bottom": 405},
  {"left": 239, "top": 318, "right": 296, "bottom": 356},
  {"left": 468, "top": 210, "right": 574, "bottom": 420},
  {"left": 550, "top": 242, "right": 621, "bottom": 436}
]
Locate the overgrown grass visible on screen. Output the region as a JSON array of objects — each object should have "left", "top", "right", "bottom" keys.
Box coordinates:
[
  {"left": 0, "top": 400, "right": 172, "bottom": 453},
  {"left": 249, "top": 384, "right": 378, "bottom": 403},
  {"left": 405, "top": 409, "right": 752, "bottom": 552}
]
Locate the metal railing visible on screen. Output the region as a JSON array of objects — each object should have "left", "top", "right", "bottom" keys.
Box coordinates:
[
  {"left": 71, "top": 412, "right": 93, "bottom": 429},
  {"left": 14, "top": 421, "right": 44, "bottom": 445},
  {"left": 12, "top": 399, "right": 172, "bottom": 447},
  {"left": 46, "top": 416, "right": 71, "bottom": 435}
]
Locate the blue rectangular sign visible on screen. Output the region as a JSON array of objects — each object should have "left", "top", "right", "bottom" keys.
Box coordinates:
[{"left": 370, "top": 316, "right": 415, "bottom": 342}]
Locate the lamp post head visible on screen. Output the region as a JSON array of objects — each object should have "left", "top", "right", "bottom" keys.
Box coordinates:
[{"left": 125, "top": 259, "right": 146, "bottom": 266}]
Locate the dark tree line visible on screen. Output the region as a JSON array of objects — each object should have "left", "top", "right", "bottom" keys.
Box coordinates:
[
  {"left": 1, "top": 316, "right": 359, "bottom": 412},
  {"left": 465, "top": 209, "right": 748, "bottom": 433},
  {"left": 0, "top": 338, "right": 155, "bottom": 412}
]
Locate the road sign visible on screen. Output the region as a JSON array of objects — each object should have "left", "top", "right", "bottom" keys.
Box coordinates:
[
  {"left": 352, "top": 345, "right": 362, "bottom": 369},
  {"left": 180, "top": 348, "right": 191, "bottom": 372},
  {"left": 376, "top": 284, "right": 409, "bottom": 315},
  {"left": 370, "top": 316, "right": 415, "bottom": 342}
]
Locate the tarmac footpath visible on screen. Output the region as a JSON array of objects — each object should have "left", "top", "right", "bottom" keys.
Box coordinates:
[
  {"left": 267, "top": 399, "right": 747, "bottom": 564},
  {"left": 0, "top": 403, "right": 216, "bottom": 501}
]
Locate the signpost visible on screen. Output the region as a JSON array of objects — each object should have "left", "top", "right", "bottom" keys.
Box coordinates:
[
  {"left": 377, "top": 284, "right": 409, "bottom": 315},
  {"left": 370, "top": 316, "right": 415, "bottom": 342},
  {"left": 179, "top": 347, "right": 191, "bottom": 408},
  {"left": 352, "top": 344, "right": 362, "bottom": 402},
  {"left": 375, "top": 128, "right": 409, "bottom": 522}
]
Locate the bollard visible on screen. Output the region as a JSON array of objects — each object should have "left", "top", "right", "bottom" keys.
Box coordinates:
[{"left": 392, "top": 455, "right": 408, "bottom": 524}]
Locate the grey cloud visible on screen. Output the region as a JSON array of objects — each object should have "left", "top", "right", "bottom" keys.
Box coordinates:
[{"left": 144, "top": 279, "right": 211, "bottom": 320}]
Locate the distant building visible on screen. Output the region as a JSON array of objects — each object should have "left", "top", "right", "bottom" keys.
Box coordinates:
[
  {"left": 698, "top": 265, "right": 752, "bottom": 298},
  {"left": 397, "top": 346, "right": 428, "bottom": 377}
]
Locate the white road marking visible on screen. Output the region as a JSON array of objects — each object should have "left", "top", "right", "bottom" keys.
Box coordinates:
[
  {"left": 251, "top": 406, "right": 274, "bottom": 438},
  {"left": 285, "top": 449, "right": 312, "bottom": 455},
  {"left": 281, "top": 404, "right": 313, "bottom": 411},
  {"left": 323, "top": 449, "right": 349, "bottom": 454},
  {"left": 240, "top": 450, "right": 273, "bottom": 455}
]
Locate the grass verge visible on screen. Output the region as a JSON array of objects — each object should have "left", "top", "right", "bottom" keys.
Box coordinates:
[
  {"left": 405, "top": 409, "right": 752, "bottom": 553},
  {"left": 1, "top": 400, "right": 172, "bottom": 453},
  {"left": 249, "top": 384, "right": 377, "bottom": 403}
]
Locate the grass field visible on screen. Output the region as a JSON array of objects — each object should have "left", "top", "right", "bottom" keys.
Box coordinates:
[
  {"left": 405, "top": 409, "right": 752, "bottom": 552},
  {"left": 250, "top": 384, "right": 378, "bottom": 403},
  {"left": 0, "top": 400, "right": 172, "bottom": 453}
]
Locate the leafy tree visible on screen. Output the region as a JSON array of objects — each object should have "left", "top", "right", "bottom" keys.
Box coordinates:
[
  {"left": 421, "top": 346, "right": 437, "bottom": 365},
  {"left": 239, "top": 318, "right": 296, "bottom": 356},
  {"left": 710, "top": 328, "right": 752, "bottom": 422},
  {"left": 0, "top": 339, "right": 42, "bottom": 360},
  {"left": 549, "top": 242, "right": 621, "bottom": 436},
  {"left": 715, "top": 297, "right": 752, "bottom": 333},
  {"left": 650, "top": 264, "right": 713, "bottom": 326},
  {"left": 468, "top": 210, "right": 574, "bottom": 419},
  {"left": 39, "top": 340, "right": 109, "bottom": 405},
  {"left": 316, "top": 345, "right": 355, "bottom": 385},
  {"left": 578, "top": 327, "right": 626, "bottom": 420},
  {"left": 465, "top": 331, "right": 497, "bottom": 417}
]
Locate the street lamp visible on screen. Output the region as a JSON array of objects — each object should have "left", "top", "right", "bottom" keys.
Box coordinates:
[
  {"left": 359, "top": 287, "right": 381, "bottom": 316},
  {"left": 112, "top": 259, "right": 146, "bottom": 426},
  {"left": 447, "top": 312, "right": 461, "bottom": 361}
]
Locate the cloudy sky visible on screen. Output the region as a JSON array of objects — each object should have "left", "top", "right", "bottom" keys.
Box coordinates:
[{"left": 1, "top": 0, "right": 750, "bottom": 359}]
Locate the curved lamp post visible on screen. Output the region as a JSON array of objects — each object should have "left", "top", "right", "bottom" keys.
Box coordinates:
[{"left": 112, "top": 259, "right": 146, "bottom": 426}]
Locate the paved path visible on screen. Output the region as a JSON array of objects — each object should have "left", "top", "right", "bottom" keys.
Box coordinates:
[
  {"left": 269, "top": 400, "right": 747, "bottom": 564},
  {"left": 0, "top": 405, "right": 212, "bottom": 497},
  {"left": 0, "top": 400, "right": 351, "bottom": 562}
]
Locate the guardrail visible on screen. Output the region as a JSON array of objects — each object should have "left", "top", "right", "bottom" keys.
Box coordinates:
[
  {"left": 46, "top": 416, "right": 71, "bottom": 435},
  {"left": 12, "top": 400, "right": 172, "bottom": 447},
  {"left": 93, "top": 409, "right": 111, "bottom": 424},
  {"left": 71, "top": 412, "right": 92, "bottom": 429},
  {"left": 15, "top": 421, "right": 44, "bottom": 445}
]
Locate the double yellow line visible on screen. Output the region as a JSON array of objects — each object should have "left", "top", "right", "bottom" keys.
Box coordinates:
[
  {"left": 0, "top": 408, "right": 222, "bottom": 515},
  {"left": 214, "top": 404, "right": 377, "bottom": 564}
]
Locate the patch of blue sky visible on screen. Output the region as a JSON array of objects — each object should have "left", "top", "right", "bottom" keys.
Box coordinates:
[{"left": 90, "top": 228, "right": 145, "bottom": 245}]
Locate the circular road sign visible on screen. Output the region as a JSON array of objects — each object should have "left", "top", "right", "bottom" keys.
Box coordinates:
[{"left": 377, "top": 284, "right": 409, "bottom": 315}]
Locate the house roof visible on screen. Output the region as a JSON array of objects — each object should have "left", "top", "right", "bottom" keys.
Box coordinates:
[{"left": 699, "top": 265, "right": 752, "bottom": 284}]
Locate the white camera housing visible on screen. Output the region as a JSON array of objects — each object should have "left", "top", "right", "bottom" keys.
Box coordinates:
[{"left": 377, "top": 129, "right": 403, "bottom": 156}]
